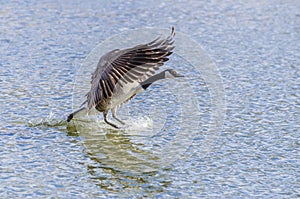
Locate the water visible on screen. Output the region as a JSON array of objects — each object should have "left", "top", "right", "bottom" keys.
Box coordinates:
[{"left": 1, "top": 0, "right": 299, "bottom": 198}]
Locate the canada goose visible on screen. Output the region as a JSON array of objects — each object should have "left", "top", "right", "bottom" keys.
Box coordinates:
[{"left": 67, "top": 27, "right": 184, "bottom": 128}]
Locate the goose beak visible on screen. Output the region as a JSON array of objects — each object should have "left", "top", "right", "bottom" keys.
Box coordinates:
[{"left": 175, "top": 72, "right": 184, "bottom": 78}]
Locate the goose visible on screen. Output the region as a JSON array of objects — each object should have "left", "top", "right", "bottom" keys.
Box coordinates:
[{"left": 67, "top": 27, "right": 184, "bottom": 128}]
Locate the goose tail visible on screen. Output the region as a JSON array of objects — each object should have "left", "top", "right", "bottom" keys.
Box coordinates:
[{"left": 67, "top": 100, "right": 87, "bottom": 122}]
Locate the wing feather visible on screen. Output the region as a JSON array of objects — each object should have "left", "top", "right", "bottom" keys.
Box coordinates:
[{"left": 87, "top": 27, "right": 175, "bottom": 110}]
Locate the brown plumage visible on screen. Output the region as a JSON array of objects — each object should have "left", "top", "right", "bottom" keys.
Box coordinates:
[{"left": 68, "top": 27, "right": 183, "bottom": 128}]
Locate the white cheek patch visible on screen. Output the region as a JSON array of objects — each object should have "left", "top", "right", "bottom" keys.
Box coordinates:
[{"left": 165, "top": 72, "right": 175, "bottom": 78}]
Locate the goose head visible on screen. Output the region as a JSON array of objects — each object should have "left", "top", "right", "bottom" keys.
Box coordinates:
[{"left": 163, "top": 69, "right": 184, "bottom": 79}]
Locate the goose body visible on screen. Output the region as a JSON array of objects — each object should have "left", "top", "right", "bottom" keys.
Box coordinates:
[{"left": 67, "top": 27, "right": 184, "bottom": 128}]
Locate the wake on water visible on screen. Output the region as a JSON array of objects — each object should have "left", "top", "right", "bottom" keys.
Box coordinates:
[{"left": 28, "top": 111, "right": 154, "bottom": 133}]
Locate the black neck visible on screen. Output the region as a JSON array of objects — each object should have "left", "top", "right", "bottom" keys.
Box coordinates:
[{"left": 141, "top": 72, "right": 165, "bottom": 90}]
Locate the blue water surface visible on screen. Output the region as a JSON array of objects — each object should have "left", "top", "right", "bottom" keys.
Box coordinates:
[{"left": 0, "top": 0, "right": 299, "bottom": 198}]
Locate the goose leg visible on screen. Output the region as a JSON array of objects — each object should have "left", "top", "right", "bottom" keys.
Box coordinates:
[
  {"left": 112, "top": 108, "right": 125, "bottom": 125},
  {"left": 103, "top": 111, "right": 119, "bottom": 129}
]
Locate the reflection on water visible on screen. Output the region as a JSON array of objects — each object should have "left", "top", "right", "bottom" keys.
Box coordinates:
[
  {"left": 69, "top": 119, "right": 161, "bottom": 173},
  {"left": 66, "top": 119, "right": 172, "bottom": 195},
  {"left": 27, "top": 115, "right": 174, "bottom": 196}
]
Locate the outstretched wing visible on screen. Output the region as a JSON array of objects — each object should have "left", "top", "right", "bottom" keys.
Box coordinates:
[{"left": 87, "top": 27, "right": 175, "bottom": 110}]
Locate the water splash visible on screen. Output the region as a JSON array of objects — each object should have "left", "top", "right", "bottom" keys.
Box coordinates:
[
  {"left": 124, "top": 116, "right": 153, "bottom": 130},
  {"left": 28, "top": 111, "right": 67, "bottom": 129},
  {"left": 28, "top": 110, "right": 154, "bottom": 135}
]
